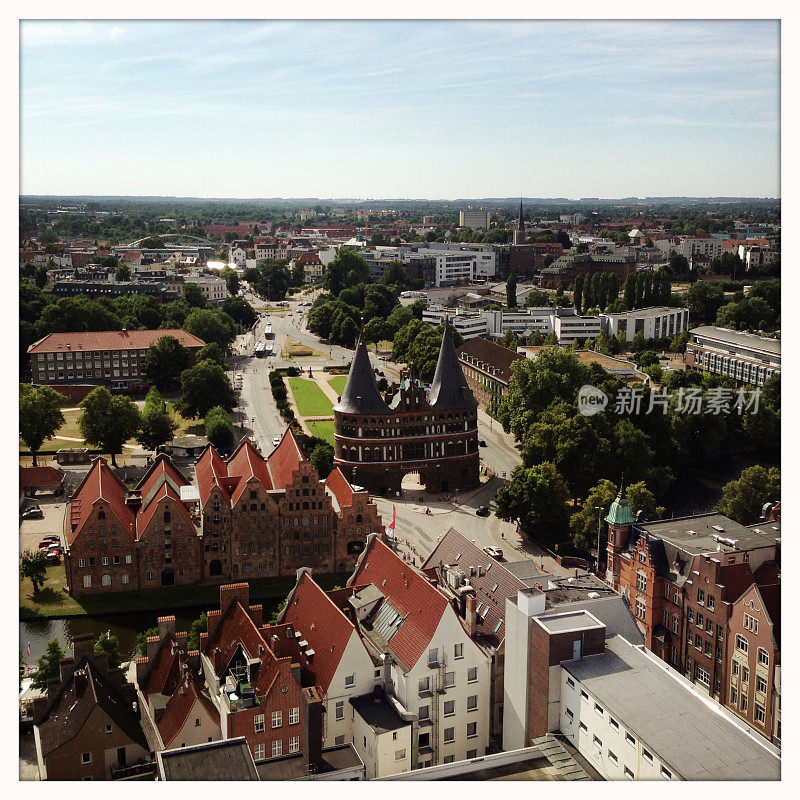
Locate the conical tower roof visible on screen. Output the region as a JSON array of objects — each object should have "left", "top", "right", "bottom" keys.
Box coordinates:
[
  {"left": 517, "top": 199, "right": 525, "bottom": 231},
  {"left": 428, "top": 323, "right": 478, "bottom": 411},
  {"left": 333, "top": 336, "right": 390, "bottom": 415},
  {"left": 605, "top": 484, "right": 634, "bottom": 526}
]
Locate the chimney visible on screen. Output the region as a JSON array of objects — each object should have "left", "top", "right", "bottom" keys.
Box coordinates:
[
  {"left": 157, "top": 615, "right": 177, "bottom": 640},
  {"left": 125, "top": 490, "right": 142, "bottom": 511},
  {"left": 219, "top": 583, "right": 250, "bottom": 615},
  {"left": 464, "top": 589, "right": 478, "bottom": 638},
  {"left": 71, "top": 634, "right": 95, "bottom": 663},
  {"left": 58, "top": 656, "right": 77, "bottom": 685},
  {"left": 301, "top": 686, "right": 324, "bottom": 772}
]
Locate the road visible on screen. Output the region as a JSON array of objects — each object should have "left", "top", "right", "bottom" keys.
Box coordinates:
[{"left": 231, "top": 290, "right": 572, "bottom": 576}]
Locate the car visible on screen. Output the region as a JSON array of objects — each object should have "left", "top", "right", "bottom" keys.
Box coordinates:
[
  {"left": 378, "top": 356, "right": 389, "bottom": 362},
  {"left": 483, "top": 546, "right": 503, "bottom": 559},
  {"left": 46, "top": 542, "right": 63, "bottom": 551},
  {"left": 479, "top": 440, "right": 487, "bottom": 447},
  {"left": 38, "top": 538, "right": 59, "bottom": 548},
  {"left": 272, "top": 437, "right": 281, "bottom": 447},
  {"left": 476, "top": 505, "right": 490, "bottom": 517},
  {"left": 21, "top": 507, "right": 44, "bottom": 520},
  {"left": 41, "top": 534, "right": 60, "bottom": 542},
  {"left": 45, "top": 552, "right": 61, "bottom": 564}
]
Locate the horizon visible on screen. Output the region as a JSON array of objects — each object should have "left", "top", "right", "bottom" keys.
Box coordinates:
[{"left": 20, "top": 20, "right": 780, "bottom": 199}]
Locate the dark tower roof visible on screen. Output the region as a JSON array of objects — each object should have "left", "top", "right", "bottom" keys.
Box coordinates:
[
  {"left": 517, "top": 199, "right": 524, "bottom": 231},
  {"left": 428, "top": 323, "right": 478, "bottom": 411},
  {"left": 333, "top": 336, "right": 390, "bottom": 415}
]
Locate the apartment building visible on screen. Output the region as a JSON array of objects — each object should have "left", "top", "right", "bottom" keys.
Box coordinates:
[
  {"left": 458, "top": 210, "right": 490, "bottom": 230},
  {"left": 28, "top": 329, "right": 205, "bottom": 394},
  {"left": 600, "top": 306, "right": 689, "bottom": 342},
  {"left": 685, "top": 326, "right": 780, "bottom": 386},
  {"left": 679, "top": 236, "right": 723, "bottom": 261},
  {"left": 183, "top": 274, "right": 228, "bottom": 304}
]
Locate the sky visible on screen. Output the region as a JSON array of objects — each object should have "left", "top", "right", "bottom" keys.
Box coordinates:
[{"left": 19, "top": 19, "right": 780, "bottom": 199}]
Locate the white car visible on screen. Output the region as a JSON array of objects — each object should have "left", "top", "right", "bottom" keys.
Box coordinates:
[
  {"left": 483, "top": 546, "right": 503, "bottom": 559},
  {"left": 272, "top": 436, "right": 281, "bottom": 447}
]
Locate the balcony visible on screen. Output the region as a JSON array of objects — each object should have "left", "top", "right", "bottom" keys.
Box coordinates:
[{"left": 111, "top": 761, "right": 157, "bottom": 781}]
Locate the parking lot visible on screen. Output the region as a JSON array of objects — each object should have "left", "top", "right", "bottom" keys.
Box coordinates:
[{"left": 20, "top": 499, "right": 66, "bottom": 556}]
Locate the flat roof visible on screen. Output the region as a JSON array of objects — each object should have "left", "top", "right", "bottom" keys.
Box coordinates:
[
  {"left": 601, "top": 306, "right": 683, "bottom": 320},
  {"left": 534, "top": 610, "right": 605, "bottom": 635},
  {"left": 690, "top": 325, "right": 781, "bottom": 356},
  {"left": 255, "top": 744, "right": 362, "bottom": 780},
  {"left": 563, "top": 637, "right": 781, "bottom": 781},
  {"left": 350, "top": 693, "right": 409, "bottom": 734},
  {"left": 636, "top": 513, "right": 780, "bottom": 555},
  {"left": 158, "top": 737, "right": 259, "bottom": 781}
]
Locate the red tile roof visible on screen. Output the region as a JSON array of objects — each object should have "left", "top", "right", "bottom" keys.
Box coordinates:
[
  {"left": 281, "top": 572, "right": 358, "bottom": 693},
  {"left": 350, "top": 537, "right": 449, "bottom": 670},
  {"left": 140, "top": 634, "right": 181, "bottom": 698},
  {"left": 720, "top": 562, "right": 755, "bottom": 603},
  {"left": 27, "top": 328, "right": 205, "bottom": 355},
  {"left": 323, "top": 467, "right": 354, "bottom": 509},
  {"left": 66, "top": 457, "right": 135, "bottom": 547},
  {"left": 266, "top": 428, "right": 305, "bottom": 490},
  {"left": 227, "top": 438, "right": 273, "bottom": 503},
  {"left": 195, "top": 445, "right": 232, "bottom": 508},
  {"left": 157, "top": 666, "right": 220, "bottom": 749},
  {"left": 19, "top": 465, "right": 65, "bottom": 489}
]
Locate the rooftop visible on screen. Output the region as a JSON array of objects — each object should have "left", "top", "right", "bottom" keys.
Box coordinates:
[
  {"left": 563, "top": 637, "right": 781, "bottom": 781},
  {"left": 27, "top": 328, "right": 205, "bottom": 354},
  {"left": 255, "top": 744, "right": 363, "bottom": 781},
  {"left": 350, "top": 692, "right": 409, "bottom": 734},
  {"left": 689, "top": 325, "right": 781, "bottom": 356},
  {"left": 158, "top": 737, "right": 259, "bottom": 781},
  {"left": 534, "top": 609, "right": 605, "bottom": 635}
]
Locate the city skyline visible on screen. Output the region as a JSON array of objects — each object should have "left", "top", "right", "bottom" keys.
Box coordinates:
[{"left": 20, "top": 20, "right": 780, "bottom": 199}]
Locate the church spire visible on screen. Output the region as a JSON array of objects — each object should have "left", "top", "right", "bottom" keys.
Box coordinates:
[{"left": 517, "top": 198, "right": 524, "bottom": 231}]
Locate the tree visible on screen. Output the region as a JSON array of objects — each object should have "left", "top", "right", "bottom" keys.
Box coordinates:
[
  {"left": 325, "top": 248, "right": 370, "bottom": 295},
  {"left": 138, "top": 388, "right": 178, "bottom": 452},
  {"left": 684, "top": 282, "right": 725, "bottom": 324},
  {"left": 497, "top": 329, "right": 519, "bottom": 351},
  {"left": 187, "top": 612, "right": 207, "bottom": 651},
  {"left": 762, "top": 373, "right": 780, "bottom": 413},
  {"left": 183, "top": 283, "right": 208, "bottom": 309},
  {"left": 573, "top": 274, "right": 584, "bottom": 313},
  {"left": 32, "top": 639, "right": 64, "bottom": 690},
  {"left": 183, "top": 308, "right": 237, "bottom": 352},
  {"left": 309, "top": 442, "right": 334, "bottom": 478},
  {"left": 115, "top": 262, "right": 131, "bottom": 282},
  {"left": 506, "top": 273, "right": 517, "bottom": 308},
  {"left": 136, "top": 626, "right": 158, "bottom": 656},
  {"left": 668, "top": 251, "right": 690, "bottom": 278},
  {"left": 94, "top": 632, "right": 123, "bottom": 669},
  {"left": 495, "top": 462, "right": 570, "bottom": 545},
  {"left": 78, "top": 387, "right": 141, "bottom": 466},
  {"left": 220, "top": 267, "right": 240, "bottom": 296},
  {"left": 715, "top": 297, "right": 776, "bottom": 332},
  {"left": 623, "top": 274, "right": 636, "bottom": 310},
  {"left": 143, "top": 335, "right": 192, "bottom": 392},
  {"left": 19, "top": 384, "right": 65, "bottom": 465},
  {"left": 178, "top": 359, "right": 236, "bottom": 418},
  {"left": 221, "top": 296, "right": 257, "bottom": 328},
  {"left": 205, "top": 406, "right": 235, "bottom": 453},
  {"left": 569, "top": 479, "right": 618, "bottom": 552},
  {"left": 526, "top": 290, "right": 551, "bottom": 308},
  {"left": 196, "top": 341, "right": 226, "bottom": 367},
  {"left": 20, "top": 549, "right": 49, "bottom": 597},
  {"left": 363, "top": 317, "right": 388, "bottom": 347},
  {"left": 716, "top": 465, "right": 781, "bottom": 525}
]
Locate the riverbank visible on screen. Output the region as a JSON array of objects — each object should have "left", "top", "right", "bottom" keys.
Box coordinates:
[{"left": 20, "top": 570, "right": 350, "bottom": 621}]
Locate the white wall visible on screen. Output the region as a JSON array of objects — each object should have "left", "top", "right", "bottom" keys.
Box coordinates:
[
  {"left": 502, "top": 597, "right": 531, "bottom": 751},
  {"left": 351, "top": 706, "right": 412, "bottom": 779}
]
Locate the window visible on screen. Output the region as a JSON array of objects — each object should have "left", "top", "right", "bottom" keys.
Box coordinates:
[
  {"left": 81, "top": 752, "right": 92, "bottom": 765},
  {"left": 418, "top": 677, "right": 430, "bottom": 695},
  {"left": 83, "top": 574, "right": 92, "bottom": 588},
  {"left": 271, "top": 710, "right": 282, "bottom": 728},
  {"left": 125, "top": 554, "right": 132, "bottom": 564},
  {"left": 272, "top": 740, "right": 282, "bottom": 757},
  {"left": 395, "top": 749, "right": 406, "bottom": 761},
  {"left": 467, "top": 749, "right": 477, "bottom": 760},
  {"left": 609, "top": 716, "right": 619, "bottom": 730},
  {"left": 732, "top": 660, "right": 739, "bottom": 676},
  {"left": 419, "top": 705, "right": 430, "bottom": 720},
  {"left": 289, "top": 706, "right": 299, "bottom": 725},
  {"left": 664, "top": 584, "right": 671, "bottom": 600},
  {"left": 636, "top": 571, "right": 647, "bottom": 592},
  {"left": 593, "top": 734, "right": 602, "bottom": 748},
  {"left": 744, "top": 613, "right": 759, "bottom": 633},
  {"left": 755, "top": 704, "right": 766, "bottom": 725},
  {"left": 696, "top": 612, "right": 704, "bottom": 628},
  {"left": 625, "top": 732, "right": 636, "bottom": 747},
  {"left": 697, "top": 588, "right": 705, "bottom": 604},
  {"left": 467, "top": 667, "right": 478, "bottom": 683},
  {"left": 565, "top": 709, "right": 574, "bottom": 721},
  {"left": 454, "top": 643, "right": 463, "bottom": 659},
  {"left": 707, "top": 595, "right": 715, "bottom": 612},
  {"left": 105, "top": 724, "right": 112, "bottom": 734},
  {"left": 758, "top": 648, "right": 770, "bottom": 667},
  {"left": 579, "top": 722, "right": 587, "bottom": 732},
  {"left": 594, "top": 703, "right": 603, "bottom": 716},
  {"left": 444, "top": 671, "right": 455, "bottom": 688},
  {"left": 335, "top": 735, "right": 345, "bottom": 746},
  {"left": 101, "top": 574, "right": 111, "bottom": 587},
  {"left": 580, "top": 690, "right": 589, "bottom": 701},
  {"left": 740, "top": 695, "right": 748, "bottom": 712},
  {"left": 661, "top": 766, "right": 672, "bottom": 780},
  {"left": 741, "top": 666, "right": 749, "bottom": 683},
  {"left": 444, "top": 727, "right": 455, "bottom": 743},
  {"left": 289, "top": 736, "right": 300, "bottom": 753},
  {"left": 636, "top": 598, "right": 646, "bottom": 620},
  {"left": 444, "top": 700, "right": 455, "bottom": 716},
  {"left": 467, "top": 695, "right": 478, "bottom": 711},
  {"left": 254, "top": 744, "right": 265, "bottom": 760},
  {"left": 624, "top": 766, "right": 635, "bottom": 780},
  {"left": 102, "top": 556, "right": 109, "bottom": 566},
  {"left": 253, "top": 713, "right": 265, "bottom": 733},
  {"left": 466, "top": 721, "right": 478, "bottom": 739},
  {"left": 736, "top": 634, "right": 748, "bottom": 653},
  {"left": 344, "top": 674, "right": 355, "bottom": 687},
  {"left": 566, "top": 677, "right": 575, "bottom": 689},
  {"left": 443, "top": 755, "right": 455, "bottom": 764},
  {"left": 642, "top": 747, "right": 653, "bottom": 764},
  {"left": 335, "top": 700, "right": 344, "bottom": 720},
  {"left": 428, "top": 647, "right": 439, "bottom": 667},
  {"left": 608, "top": 750, "right": 618, "bottom": 765},
  {"left": 78, "top": 558, "right": 85, "bottom": 568},
  {"left": 730, "top": 686, "right": 738, "bottom": 704}
]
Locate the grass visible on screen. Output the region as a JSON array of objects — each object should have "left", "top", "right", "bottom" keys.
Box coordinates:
[
  {"left": 306, "top": 419, "right": 336, "bottom": 446},
  {"left": 288, "top": 378, "right": 334, "bottom": 417},
  {"left": 20, "top": 566, "right": 353, "bottom": 620},
  {"left": 328, "top": 376, "right": 348, "bottom": 396},
  {"left": 281, "top": 337, "right": 327, "bottom": 359}
]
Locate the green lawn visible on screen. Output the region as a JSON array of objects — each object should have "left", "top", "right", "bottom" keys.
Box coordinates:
[
  {"left": 288, "top": 378, "right": 334, "bottom": 417},
  {"left": 328, "top": 376, "right": 348, "bottom": 396},
  {"left": 306, "top": 419, "right": 336, "bottom": 446}
]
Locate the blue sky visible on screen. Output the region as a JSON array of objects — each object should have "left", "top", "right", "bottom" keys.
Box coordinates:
[{"left": 19, "top": 20, "right": 780, "bottom": 199}]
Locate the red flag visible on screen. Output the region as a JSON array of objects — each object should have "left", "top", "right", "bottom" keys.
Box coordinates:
[
  {"left": 26, "top": 642, "right": 31, "bottom": 658},
  {"left": 387, "top": 505, "right": 396, "bottom": 538}
]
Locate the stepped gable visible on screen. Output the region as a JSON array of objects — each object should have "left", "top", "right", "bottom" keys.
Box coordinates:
[
  {"left": 428, "top": 322, "right": 478, "bottom": 411},
  {"left": 194, "top": 444, "right": 232, "bottom": 506},
  {"left": 266, "top": 428, "right": 306, "bottom": 489},
  {"left": 332, "top": 335, "right": 390, "bottom": 415},
  {"left": 139, "top": 633, "right": 181, "bottom": 698}
]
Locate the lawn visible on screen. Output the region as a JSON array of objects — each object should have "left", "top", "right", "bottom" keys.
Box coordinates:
[
  {"left": 281, "top": 337, "right": 326, "bottom": 359},
  {"left": 288, "top": 378, "right": 333, "bottom": 417},
  {"left": 306, "top": 418, "right": 336, "bottom": 446},
  {"left": 328, "top": 376, "right": 348, "bottom": 396}
]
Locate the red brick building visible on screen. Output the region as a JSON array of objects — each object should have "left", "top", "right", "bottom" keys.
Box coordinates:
[{"left": 456, "top": 336, "right": 525, "bottom": 415}]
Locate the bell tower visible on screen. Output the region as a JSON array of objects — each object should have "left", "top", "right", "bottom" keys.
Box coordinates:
[{"left": 604, "top": 484, "right": 634, "bottom": 590}]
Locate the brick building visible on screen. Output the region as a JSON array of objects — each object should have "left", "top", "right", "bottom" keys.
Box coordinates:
[
  {"left": 333, "top": 327, "right": 480, "bottom": 495},
  {"left": 27, "top": 328, "right": 205, "bottom": 396},
  {"left": 456, "top": 337, "right": 525, "bottom": 415},
  {"left": 508, "top": 242, "right": 564, "bottom": 277},
  {"left": 537, "top": 253, "right": 636, "bottom": 289},
  {"left": 64, "top": 431, "right": 383, "bottom": 596}
]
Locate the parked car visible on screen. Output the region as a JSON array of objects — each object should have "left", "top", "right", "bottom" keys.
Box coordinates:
[
  {"left": 378, "top": 356, "right": 389, "bottom": 361},
  {"left": 272, "top": 436, "right": 281, "bottom": 446},
  {"left": 38, "top": 538, "right": 59, "bottom": 549},
  {"left": 41, "top": 535, "right": 60, "bottom": 543},
  {"left": 21, "top": 506, "right": 44, "bottom": 520},
  {"left": 45, "top": 552, "right": 61, "bottom": 564},
  {"left": 46, "top": 542, "right": 63, "bottom": 552},
  {"left": 476, "top": 505, "right": 490, "bottom": 517},
  {"left": 483, "top": 546, "right": 503, "bottom": 559}
]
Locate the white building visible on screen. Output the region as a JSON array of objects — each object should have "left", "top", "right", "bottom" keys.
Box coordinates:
[
  {"left": 230, "top": 245, "right": 247, "bottom": 267},
  {"left": 679, "top": 237, "right": 723, "bottom": 261},
  {"left": 459, "top": 210, "right": 491, "bottom": 230},
  {"left": 600, "top": 306, "right": 689, "bottom": 342},
  {"left": 738, "top": 244, "right": 776, "bottom": 271},
  {"left": 552, "top": 310, "right": 602, "bottom": 345},
  {"left": 418, "top": 243, "right": 497, "bottom": 280},
  {"left": 183, "top": 274, "right": 228, "bottom": 304}
]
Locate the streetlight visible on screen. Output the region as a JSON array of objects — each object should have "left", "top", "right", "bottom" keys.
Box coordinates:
[{"left": 594, "top": 506, "right": 603, "bottom": 576}]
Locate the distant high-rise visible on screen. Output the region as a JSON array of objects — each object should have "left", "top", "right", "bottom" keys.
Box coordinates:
[{"left": 459, "top": 209, "right": 491, "bottom": 230}]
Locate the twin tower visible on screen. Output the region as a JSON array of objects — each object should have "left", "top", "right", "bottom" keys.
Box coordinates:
[{"left": 332, "top": 324, "right": 481, "bottom": 496}]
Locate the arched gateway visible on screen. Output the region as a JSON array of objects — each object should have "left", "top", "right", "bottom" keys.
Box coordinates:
[{"left": 333, "top": 323, "right": 480, "bottom": 495}]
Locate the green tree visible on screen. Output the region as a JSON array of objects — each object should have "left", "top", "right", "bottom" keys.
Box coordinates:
[
  {"left": 220, "top": 267, "right": 240, "bottom": 296},
  {"left": 668, "top": 251, "right": 690, "bottom": 278},
  {"left": 183, "top": 308, "right": 237, "bottom": 351},
  {"left": 569, "top": 479, "right": 618, "bottom": 552},
  {"left": 762, "top": 373, "right": 780, "bottom": 413},
  {"left": 623, "top": 274, "right": 636, "bottom": 310},
  {"left": 325, "top": 248, "right": 370, "bottom": 295},
  {"left": 309, "top": 442, "right": 334, "bottom": 478},
  {"left": 684, "top": 282, "right": 725, "bottom": 324},
  {"left": 78, "top": 387, "right": 141, "bottom": 466},
  {"left": 136, "top": 627, "right": 158, "bottom": 657},
  {"left": 94, "top": 632, "right": 123, "bottom": 669},
  {"left": 115, "top": 262, "right": 131, "bottom": 282},
  {"left": 19, "top": 384, "right": 65, "bottom": 465},
  {"left": 495, "top": 462, "right": 570, "bottom": 546},
  {"left": 716, "top": 465, "right": 781, "bottom": 525},
  {"left": 221, "top": 296, "right": 257, "bottom": 328},
  {"left": 187, "top": 612, "right": 207, "bottom": 651},
  {"left": 32, "top": 639, "right": 64, "bottom": 690},
  {"left": 363, "top": 317, "right": 388, "bottom": 347},
  {"left": 183, "top": 283, "right": 209, "bottom": 309},
  {"left": 497, "top": 329, "right": 519, "bottom": 351},
  {"left": 143, "top": 335, "right": 192, "bottom": 392},
  {"left": 20, "top": 549, "right": 49, "bottom": 597},
  {"left": 196, "top": 341, "right": 226, "bottom": 367},
  {"left": 137, "top": 387, "right": 178, "bottom": 452},
  {"left": 573, "top": 274, "right": 584, "bottom": 313},
  {"left": 506, "top": 273, "right": 517, "bottom": 308},
  {"left": 526, "top": 290, "right": 551, "bottom": 308},
  {"left": 178, "top": 360, "right": 236, "bottom": 418},
  {"left": 205, "top": 406, "right": 235, "bottom": 453}
]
